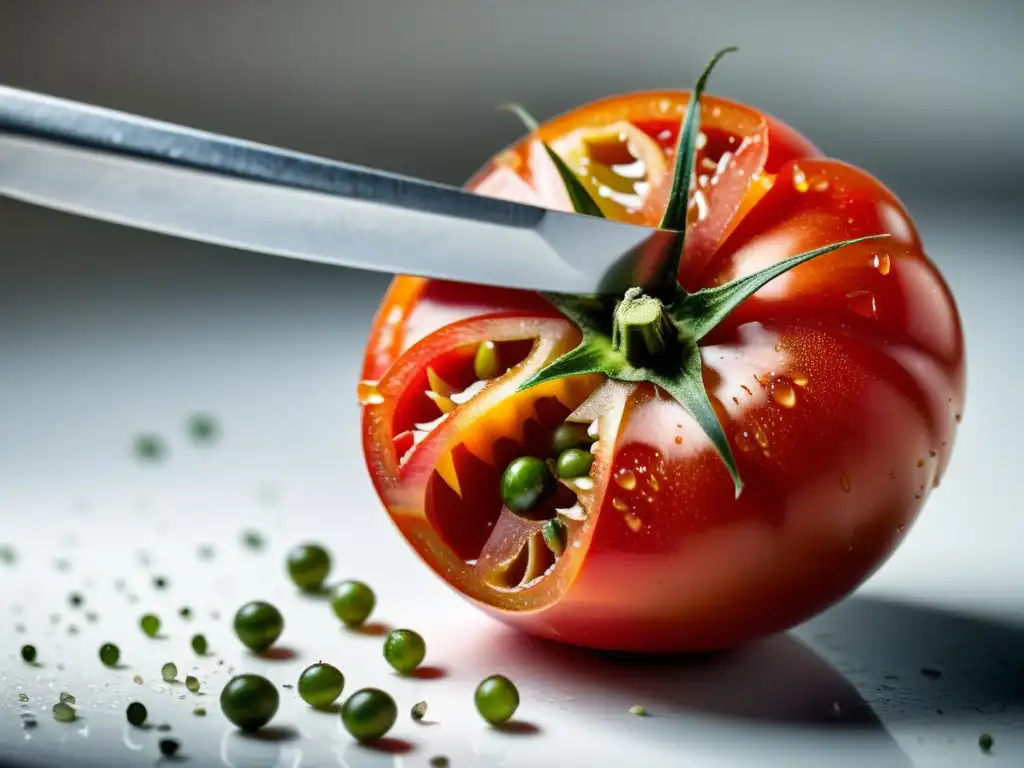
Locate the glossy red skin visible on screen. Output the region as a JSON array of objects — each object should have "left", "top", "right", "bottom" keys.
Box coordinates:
[{"left": 361, "top": 90, "right": 965, "bottom": 652}]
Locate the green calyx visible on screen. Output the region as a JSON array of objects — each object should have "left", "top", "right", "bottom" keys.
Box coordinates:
[{"left": 508, "top": 48, "right": 888, "bottom": 495}]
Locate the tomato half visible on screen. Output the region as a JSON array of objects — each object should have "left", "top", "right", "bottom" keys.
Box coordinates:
[{"left": 360, "top": 89, "right": 965, "bottom": 652}]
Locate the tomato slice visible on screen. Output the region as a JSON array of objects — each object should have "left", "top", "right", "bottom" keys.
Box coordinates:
[{"left": 362, "top": 313, "right": 629, "bottom": 611}]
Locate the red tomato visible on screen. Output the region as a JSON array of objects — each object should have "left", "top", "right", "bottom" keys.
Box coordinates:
[{"left": 360, "top": 90, "right": 965, "bottom": 652}]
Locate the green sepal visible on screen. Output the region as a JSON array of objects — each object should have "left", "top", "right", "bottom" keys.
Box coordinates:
[
  {"left": 498, "top": 103, "right": 605, "bottom": 219},
  {"left": 674, "top": 234, "right": 890, "bottom": 341}
]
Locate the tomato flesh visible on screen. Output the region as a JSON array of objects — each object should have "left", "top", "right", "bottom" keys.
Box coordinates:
[{"left": 359, "top": 90, "right": 964, "bottom": 652}]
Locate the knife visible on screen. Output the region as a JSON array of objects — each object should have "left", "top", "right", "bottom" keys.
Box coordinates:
[{"left": 0, "top": 85, "right": 677, "bottom": 296}]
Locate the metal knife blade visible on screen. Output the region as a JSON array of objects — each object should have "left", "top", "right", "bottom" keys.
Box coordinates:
[{"left": 0, "top": 85, "right": 676, "bottom": 295}]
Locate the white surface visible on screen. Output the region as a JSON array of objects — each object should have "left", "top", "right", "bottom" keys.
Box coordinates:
[{"left": 0, "top": 201, "right": 1021, "bottom": 767}]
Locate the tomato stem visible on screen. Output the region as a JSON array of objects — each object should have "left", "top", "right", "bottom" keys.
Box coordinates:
[{"left": 611, "top": 288, "right": 678, "bottom": 367}]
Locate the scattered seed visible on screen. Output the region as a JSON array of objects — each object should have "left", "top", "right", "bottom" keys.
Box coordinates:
[
  {"left": 140, "top": 614, "right": 161, "bottom": 637},
  {"left": 240, "top": 529, "right": 266, "bottom": 551},
  {"left": 156, "top": 724, "right": 172, "bottom": 732},
  {"left": 21, "top": 713, "right": 37, "bottom": 729},
  {"left": 429, "top": 757, "right": 450, "bottom": 768},
  {"left": 411, "top": 701, "right": 428, "bottom": 721},
  {"left": 152, "top": 576, "right": 169, "bottom": 590},
  {"left": 191, "top": 634, "right": 208, "bottom": 656},
  {"left": 19, "top": 693, "right": 29, "bottom": 703},
  {"left": 158, "top": 738, "right": 180, "bottom": 758},
  {"left": 133, "top": 433, "right": 167, "bottom": 462},
  {"left": 99, "top": 643, "right": 121, "bottom": 667},
  {"left": 20, "top": 644, "right": 37, "bottom": 663},
  {"left": 126, "top": 701, "right": 147, "bottom": 727},
  {"left": 185, "top": 676, "right": 200, "bottom": 693},
  {"left": 52, "top": 702, "right": 76, "bottom": 722},
  {"left": 197, "top": 544, "right": 215, "bottom": 560},
  {"left": 161, "top": 662, "right": 178, "bottom": 682},
  {"left": 187, "top": 413, "right": 220, "bottom": 444},
  {"left": 59, "top": 692, "right": 76, "bottom": 705},
  {"left": 68, "top": 592, "right": 84, "bottom": 608},
  {"left": 133, "top": 675, "right": 144, "bottom": 685},
  {"left": 979, "top": 733, "right": 994, "bottom": 753},
  {"left": 179, "top": 606, "right": 192, "bottom": 620},
  {"left": 629, "top": 704, "right": 647, "bottom": 716},
  {"left": 193, "top": 705, "right": 207, "bottom": 717},
  {"left": 920, "top": 668, "right": 942, "bottom": 680}
]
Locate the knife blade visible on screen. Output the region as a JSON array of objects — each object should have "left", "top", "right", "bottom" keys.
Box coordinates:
[{"left": 0, "top": 85, "right": 676, "bottom": 296}]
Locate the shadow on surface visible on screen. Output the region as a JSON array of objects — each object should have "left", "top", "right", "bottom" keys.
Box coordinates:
[{"left": 799, "top": 594, "right": 1024, "bottom": 722}]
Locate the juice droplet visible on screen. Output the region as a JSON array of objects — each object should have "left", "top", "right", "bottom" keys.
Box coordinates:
[
  {"left": 611, "top": 497, "right": 628, "bottom": 512},
  {"left": 873, "top": 254, "right": 891, "bottom": 275},
  {"left": 752, "top": 423, "right": 770, "bottom": 452},
  {"left": 647, "top": 475, "right": 660, "bottom": 492},
  {"left": 840, "top": 471, "right": 852, "bottom": 493},
  {"left": 770, "top": 378, "right": 797, "bottom": 408},
  {"left": 674, "top": 435, "right": 683, "bottom": 445},
  {"left": 623, "top": 512, "right": 643, "bottom": 533},
  {"left": 791, "top": 373, "right": 809, "bottom": 387},
  {"left": 734, "top": 431, "right": 754, "bottom": 452},
  {"left": 614, "top": 468, "right": 637, "bottom": 490},
  {"left": 792, "top": 164, "right": 809, "bottom": 193},
  {"left": 357, "top": 380, "right": 384, "bottom": 405},
  {"left": 811, "top": 178, "right": 829, "bottom": 192},
  {"left": 846, "top": 290, "right": 878, "bottom": 319}
]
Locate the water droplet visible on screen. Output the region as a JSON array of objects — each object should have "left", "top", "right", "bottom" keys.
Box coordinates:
[
  {"left": 846, "top": 290, "right": 878, "bottom": 319},
  {"left": 612, "top": 497, "right": 628, "bottom": 512},
  {"left": 734, "top": 431, "right": 754, "bottom": 452},
  {"left": 357, "top": 380, "right": 384, "bottom": 405},
  {"left": 840, "top": 472, "right": 852, "bottom": 493},
  {"left": 873, "top": 254, "right": 891, "bottom": 275},
  {"left": 792, "top": 374, "right": 809, "bottom": 387},
  {"left": 792, "top": 165, "right": 809, "bottom": 193},
  {"left": 674, "top": 435, "right": 683, "bottom": 445},
  {"left": 770, "top": 379, "right": 797, "bottom": 408},
  {"left": 614, "top": 468, "right": 637, "bottom": 490},
  {"left": 647, "top": 475, "right": 660, "bottom": 492},
  {"left": 623, "top": 512, "right": 643, "bottom": 532}
]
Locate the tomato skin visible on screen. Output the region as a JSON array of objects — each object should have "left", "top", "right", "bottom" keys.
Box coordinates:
[{"left": 360, "top": 90, "right": 965, "bottom": 652}]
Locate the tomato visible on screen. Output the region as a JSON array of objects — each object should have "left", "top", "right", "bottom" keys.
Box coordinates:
[{"left": 359, "top": 89, "right": 965, "bottom": 652}]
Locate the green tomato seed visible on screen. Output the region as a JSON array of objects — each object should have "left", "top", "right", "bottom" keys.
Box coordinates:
[
  {"left": 297, "top": 662, "right": 345, "bottom": 709},
  {"left": 20, "top": 644, "right": 36, "bottom": 663},
  {"left": 152, "top": 576, "right": 169, "bottom": 590},
  {"left": 191, "top": 633, "right": 208, "bottom": 655},
  {"left": 286, "top": 543, "right": 332, "bottom": 592},
  {"left": 411, "top": 701, "right": 428, "bottom": 721},
  {"left": 550, "top": 422, "right": 594, "bottom": 455},
  {"left": 542, "top": 518, "right": 568, "bottom": 557},
  {"left": 140, "top": 614, "right": 161, "bottom": 637},
  {"left": 161, "top": 662, "right": 178, "bottom": 682},
  {"left": 473, "top": 340, "right": 501, "bottom": 380},
  {"left": 68, "top": 592, "right": 84, "bottom": 608},
  {"left": 383, "top": 629, "right": 427, "bottom": 674},
  {"left": 158, "top": 738, "right": 180, "bottom": 758},
  {"left": 556, "top": 448, "right": 593, "bottom": 479},
  {"left": 979, "top": 733, "right": 994, "bottom": 753},
  {"left": 233, "top": 601, "right": 284, "bottom": 652},
  {"left": 59, "top": 692, "right": 75, "bottom": 705},
  {"left": 126, "top": 701, "right": 147, "bottom": 727},
  {"left": 185, "top": 675, "right": 200, "bottom": 693},
  {"left": 133, "top": 433, "right": 166, "bottom": 462},
  {"left": 186, "top": 413, "right": 220, "bottom": 444},
  {"left": 341, "top": 688, "right": 398, "bottom": 743},
  {"left": 52, "top": 701, "right": 76, "bottom": 723},
  {"left": 99, "top": 643, "right": 120, "bottom": 667},
  {"left": 474, "top": 675, "right": 519, "bottom": 725},
  {"left": 241, "top": 529, "right": 266, "bottom": 551},
  {"left": 330, "top": 581, "right": 375, "bottom": 628},
  {"left": 220, "top": 674, "right": 280, "bottom": 732},
  {"left": 179, "top": 606, "right": 192, "bottom": 620},
  {"left": 501, "top": 457, "right": 556, "bottom": 517}
]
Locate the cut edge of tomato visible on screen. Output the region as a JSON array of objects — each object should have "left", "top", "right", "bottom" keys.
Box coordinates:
[{"left": 361, "top": 313, "right": 630, "bottom": 613}]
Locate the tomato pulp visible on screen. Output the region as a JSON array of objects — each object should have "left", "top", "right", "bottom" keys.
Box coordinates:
[{"left": 360, "top": 89, "right": 965, "bottom": 652}]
